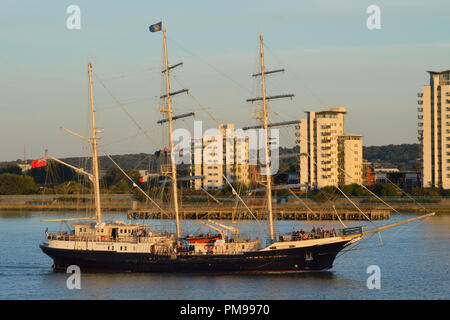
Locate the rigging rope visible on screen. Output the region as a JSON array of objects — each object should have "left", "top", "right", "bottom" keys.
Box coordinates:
[{"left": 93, "top": 72, "right": 159, "bottom": 148}]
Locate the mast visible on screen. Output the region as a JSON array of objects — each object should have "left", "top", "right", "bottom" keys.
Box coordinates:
[
  {"left": 259, "top": 34, "right": 274, "bottom": 242},
  {"left": 88, "top": 62, "right": 102, "bottom": 224},
  {"left": 247, "top": 34, "right": 295, "bottom": 242},
  {"left": 162, "top": 28, "right": 181, "bottom": 242}
]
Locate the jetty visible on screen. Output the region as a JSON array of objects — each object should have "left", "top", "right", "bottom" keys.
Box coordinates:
[{"left": 127, "top": 205, "right": 390, "bottom": 221}]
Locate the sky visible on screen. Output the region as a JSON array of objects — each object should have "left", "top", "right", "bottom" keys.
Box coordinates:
[{"left": 1, "top": 0, "right": 449, "bottom": 162}]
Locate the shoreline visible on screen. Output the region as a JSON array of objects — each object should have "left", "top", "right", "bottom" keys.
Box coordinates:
[{"left": 0, "top": 203, "right": 445, "bottom": 217}]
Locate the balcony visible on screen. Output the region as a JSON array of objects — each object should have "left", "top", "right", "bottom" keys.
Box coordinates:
[
  {"left": 417, "top": 107, "right": 423, "bottom": 112},
  {"left": 417, "top": 93, "right": 423, "bottom": 97},
  {"left": 418, "top": 100, "right": 423, "bottom": 105},
  {"left": 418, "top": 130, "right": 423, "bottom": 134},
  {"left": 418, "top": 115, "right": 423, "bottom": 119},
  {"left": 418, "top": 122, "right": 423, "bottom": 127}
]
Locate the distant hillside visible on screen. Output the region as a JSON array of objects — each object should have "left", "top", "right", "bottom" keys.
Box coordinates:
[
  {"left": 363, "top": 143, "right": 421, "bottom": 170},
  {"left": 1, "top": 143, "right": 421, "bottom": 172}
]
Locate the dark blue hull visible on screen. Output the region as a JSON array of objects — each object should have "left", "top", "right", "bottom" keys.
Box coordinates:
[{"left": 40, "top": 240, "right": 351, "bottom": 273}]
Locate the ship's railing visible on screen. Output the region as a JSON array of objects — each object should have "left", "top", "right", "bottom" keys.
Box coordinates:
[
  {"left": 277, "top": 226, "right": 363, "bottom": 242},
  {"left": 278, "top": 228, "right": 338, "bottom": 242},
  {"left": 46, "top": 231, "right": 172, "bottom": 244}
]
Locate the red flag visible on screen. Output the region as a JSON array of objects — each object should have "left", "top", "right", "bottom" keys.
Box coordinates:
[{"left": 31, "top": 158, "right": 47, "bottom": 168}]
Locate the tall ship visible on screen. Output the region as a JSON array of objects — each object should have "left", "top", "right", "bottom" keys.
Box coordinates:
[{"left": 40, "top": 24, "right": 434, "bottom": 273}]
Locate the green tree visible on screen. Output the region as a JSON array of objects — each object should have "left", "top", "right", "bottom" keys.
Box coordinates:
[
  {"left": 110, "top": 180, "right": 130, "bottom": 194},
  {"left": 0, "top": 173, "right": 38, "bottom": 195},
  {"left": 311, "top": 186, "right": 339, "bottom": 202},
  {"left": 53, "top": 181, "right": 87, "bottom": 194},
  {"left": 341, "top": 183, "right": 370, "bottom": 196},
  {"left": 27, "top": 160, "right": 76, "bottom": 185},
  {"left": 370, "top": 183, "right": 398, "bottom": 196},
  {"left": 0, "top": 164, "right": 22, "bottom": 175},
  {"left": 101, "top": 168, "right": 140, "bottom": 188}
]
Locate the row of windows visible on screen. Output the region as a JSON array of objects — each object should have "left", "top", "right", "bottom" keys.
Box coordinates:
[{"left": 107, "top": 246, "right": 128, "bottom": 251}]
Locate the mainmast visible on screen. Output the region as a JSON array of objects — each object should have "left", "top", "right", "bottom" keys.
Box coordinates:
[
  {"left": 247, "top": 34, "right": 295, "bottom": 242},
  {"left": 259, "top": 35, "right": 274, "bottom": 242},
  {"left": 160, "top": 28, "right": 182, "bottom": 242},
  {"left": 88, "top": 62, "right": 102, "bottom": 224},
  {"left": 150, "top": 22, "right": 194, "bottom": 243}
]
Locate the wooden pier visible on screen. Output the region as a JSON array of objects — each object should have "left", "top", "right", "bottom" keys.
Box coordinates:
[{"left": 127, "top": 205, "right": 390, "bottom": 221}]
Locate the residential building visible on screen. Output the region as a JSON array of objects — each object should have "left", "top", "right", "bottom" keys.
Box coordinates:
[
  {"left": 190, "top": 124, "right": 250, "bottom": 190},
  {"left": 418, "top": 70, "right": 450, "bottom": 189},
  {"left": 362, "top": 160, "right": 376, "bottom": 186},
  {"left": 338, "top": 133, "right": 363, "bottom": 185},
  {"left": 374, "top": 170, "right": 420, "bottom": 189},
  {"left": 297, "top": 107, "right": 363, "bottom": 189}
]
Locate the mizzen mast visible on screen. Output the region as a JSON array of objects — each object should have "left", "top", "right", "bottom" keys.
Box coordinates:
[{"left": 247, "top": 34, "right": 295, "bottom": 242}]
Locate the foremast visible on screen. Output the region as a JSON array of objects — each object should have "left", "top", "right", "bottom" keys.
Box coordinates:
[
  {"left": 40, "top": 62, "right": 103, "bottom": 224},
  {"left": 88, "top": 62, "right": 102, "bottom": 224}
]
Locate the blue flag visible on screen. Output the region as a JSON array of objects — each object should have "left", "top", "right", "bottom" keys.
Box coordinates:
[{"left": 149, "top": 22, "right": 162, "bottom": 32}]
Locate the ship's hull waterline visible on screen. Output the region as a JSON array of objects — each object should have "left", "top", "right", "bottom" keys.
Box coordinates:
[{"left": 40, "top": 239, "right": 354, "bottom": 273}]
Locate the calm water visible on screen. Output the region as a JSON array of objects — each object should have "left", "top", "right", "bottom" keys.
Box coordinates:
[{"left": 0, "top": 210, "right": 448, "bottom": 300}]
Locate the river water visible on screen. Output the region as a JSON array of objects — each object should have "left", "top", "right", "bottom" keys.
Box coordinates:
[{"left": 0, "top": 211, "right": 448, "bottom": 300}]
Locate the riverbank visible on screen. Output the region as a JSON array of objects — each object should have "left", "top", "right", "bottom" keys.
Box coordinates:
[{"left": 0, "top": 194, "right": 447, "bottom": 216}]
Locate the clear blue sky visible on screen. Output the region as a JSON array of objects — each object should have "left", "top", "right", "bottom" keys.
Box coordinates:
[{"left": 1, "top": 0, "right": 449, "bottom": 161}]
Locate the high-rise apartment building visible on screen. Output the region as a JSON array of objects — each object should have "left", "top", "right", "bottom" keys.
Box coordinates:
[
  {"left": 190, "top": 124, "right": 250, "bottom": 190},
  {"left": 297, "top": 107, "right": 363, "bottom": 189},
  {"left": 418, "top": 70, "right": 450, "bottom": 189}
]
